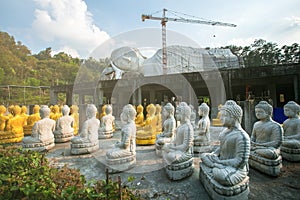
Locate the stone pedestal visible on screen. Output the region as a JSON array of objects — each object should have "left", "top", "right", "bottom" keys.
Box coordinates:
[
  {"left": 98, "top": 130, "right": 114, "bottom": 139},
  {"left": 106, "top": 154, "right": 136, "bottom": 173},
  {"left": 249, "top": 153, "right": 282, "bottom": 176},
  {"left": 22, "top": 139, "right": 55, "bottom": 152},
  {"left": 199, "top": 163, "right": 250, "bottom": 200},
  {"left": 70, "top": 141, "right": 99, "bottom": 155},
  {"left": 281, "top": 146, "right": 300, "bottom": 162},
  {"left": 54, "top": 132, "right": 73, "bottom": 143},
  {"left": 165, "top": 158, "right": 194, "bottom": 180}
]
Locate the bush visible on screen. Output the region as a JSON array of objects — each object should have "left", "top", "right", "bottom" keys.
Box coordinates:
[{"left": 0, "top": 145, "right": 140, "bottom": 200}]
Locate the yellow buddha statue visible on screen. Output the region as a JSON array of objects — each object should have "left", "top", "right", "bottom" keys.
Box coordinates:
[
  {"left": 21, "top": 105, "right": 29, "bottom": 123},
  {"left": 23, "top": 105, "right": 41, "bottom": 135},
  {"left": 155, "top": 104, "right": 162, "bottom": 133},
  {"left": 99, "top": 105, "right": 107, "bottom": 120},
  {"left": 0, "top": 105, "right": 9, "bottom": 131},
  {"left": 7, "top": 105, "right": 15, "bottom": 119},
  {"left": 70, "top": 105, "right": 79, "bottom": 135},
  {"left": 50, "top": 105, "right": 61, "bottom": 121},
  {"left": 136, "top": 103, "right": 157, "bottom": 145},
  {"left": 212, "top": 104, "right": 223, "bottom": 126},
  {"left": 0, "top": 105, "right": 27, "bottom": 144},
  {"left": 135, "top": 105, "right": 144, "bottom": 127}
]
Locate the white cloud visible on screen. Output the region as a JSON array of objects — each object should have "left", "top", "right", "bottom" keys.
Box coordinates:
[
  {"left": 286, "top": 16, "right": 300, "bottom": 27},
  {"left": 32, "top": 0, "right": 110, "bottom": 58}
]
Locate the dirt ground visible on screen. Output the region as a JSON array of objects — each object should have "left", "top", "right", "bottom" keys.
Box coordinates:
[{"left": 45, "top": 126, "right": 300, "bottom": 200}]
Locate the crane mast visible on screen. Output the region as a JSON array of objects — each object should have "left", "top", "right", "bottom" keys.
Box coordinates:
[{"left": 141, "top": 8, "right": 237, "bottom": 75}]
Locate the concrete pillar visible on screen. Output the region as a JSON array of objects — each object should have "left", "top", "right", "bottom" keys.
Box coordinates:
[
  {"left": 66, "top": 88, "right": 73, "bottom": 106},
  {"left": 79, "top": 94, "right": 85, "bottom": 105},
  {"left": 137, "top": 87, "right": 142, "bottom": 105},
  {"left": 268, "top": 83, "right": 277, "bottom": 107},
  {"left": 78, "top": 104, "right": 87, "bottom": 133},
  {"left": 149, "top": 90, "right": 155, "bottom": 104},
  {"left": 294, "top": 75, "right": 299, "bottom": 102},
  {"left": 50, "top": 89, "right": 58, "bottom": 105},
  {"left": 243, "top": 100, "right": 257, "bottom": 135}
]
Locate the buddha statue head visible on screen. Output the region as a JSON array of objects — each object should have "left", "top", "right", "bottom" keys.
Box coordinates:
[
  {"left": 155, "top": 104, "right": 162, "bottom": 114},
  {"left": 86, "top": 104, "right": 97, "bottom": 119},
  {"left": 0, "top": 105, "right": 6, "bottom": 115},
  {"left": 33, "top": 105, "right": 40, "bottom": 114},
  {"left": 52, "top": 105, "right": 59, "bottom": 114},
  {"left": 40, "top": 105, "right": 51, "bottom": 119},
  {"left": 199, "top": 103, "right": 210, "bottom": 117},
  {"left": 62, "top": 105, "right": 70, "bottom": 116},
  {"left": 147, "top": 104, "right": 156, "bottom": 117},
  {"left": 121, "top": 104, "right": 136, "bottom": 123},
  {"left": 136, "top": 105, "right": 143, "bottom": 113},
  {"left": 255, "top": 101, "right": 273, "bottom": 120},
  {"left": 284, "top": 101, "right": 300, "bottom": 118},
  {"left": 8, "top": 105, "right": 15, "bottom": 115},
  {"left": 21, "top": 106, "right": 27, "bottom": 115},
  {"left": 176, "top": 102, "right": 191, "bottom": 123},
  {"left": 105, "top": 105, "right": 113, "bottom": 115},
  {"left": 220, "top": 100, "right": 243, "bottom": 126},
  {"left": 13, "top": 105, "right": 21, "bottom": 116},
  {"left": 70, "top": 105, "right": 79, "bottom": 114},
  {"left": 163, "top": 103, "right": 175, "bottom": 118}
]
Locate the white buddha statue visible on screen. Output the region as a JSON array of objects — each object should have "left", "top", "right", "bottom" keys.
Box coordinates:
[
  {"left": 54, "top": 105, "right": 74, "bottom": 143},
  {"left": 199, "top": 100, "right": 251, "bottom": 199},
  {"left": 162, "top": 102, "right": 194, "bottom": 180},
  {"left": 22, "top": 105, "right": 56, "bottom": 151},
  {"left": 281, "top": 101, "right": 300, "bottom": 161},
  {"left": 106, "top": 104, "right": 136, "bottom": 172},
  {"left": 70, "top": 104, "right": 100, "bottom": 155},
  {"left": 98, "top": 105, "right": 115, "bottom": 139}
]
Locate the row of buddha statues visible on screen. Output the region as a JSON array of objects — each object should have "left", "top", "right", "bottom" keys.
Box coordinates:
[
  {"left": 1, "top": 99, "right": 300, "bottom": 199},
  {"left": 0, "top": 104, "right": 80, "bottom": 145}
]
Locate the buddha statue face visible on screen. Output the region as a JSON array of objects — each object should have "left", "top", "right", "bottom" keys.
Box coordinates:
[
  {"left": 220, "top": 100, "right": 243, "bottom": 126},
  {"left": 148, "top": 104, "right": 156, "bottom": 116},
  {"left": 284, "top": 101, "right": 300, "bottom": 118},
  {"left": 121, "top": 104, "right": 136, "bottom": 123},
  {"left": 21, "top": 106, "right": 27, "bottom": 114},
  {"left": 163, "top": 103, "right": 174, "bottom": 118},
  {"left": 255, "top": 101, "right": 272, "bottom": 120},
  {"left": 13, "top": 106, "right": 21, "bottom": 116},
  {"left": 220, "top": 110, "right": 235, "bottom": 127},
  {"left": 198, "top": 103, "right": 209, "bottom": 117},
  {"left": 175, "top": 102, "right": 191, "bottom": 122},
  {"left": 62, "top": 105, "right": 70, "bottom": 116},
  {"left": 136, "top": 105, "right": 143, "bottom": 113},
  {"left": 33, "top": 105, "right": 40, "bottom": 114},
  {"left": 105, "top": 105, "right": 113, "bottom": 115},
  {"left": 86, "top": 104, "right": 97, "bottom": 119}
]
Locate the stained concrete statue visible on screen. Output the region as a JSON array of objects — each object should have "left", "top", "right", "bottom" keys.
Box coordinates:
[
  {"left": 135, "top": 104, "right": 144, "bottom": 127},
  {"left": 281, "top": 101, "right": 300, "bottom": 161},
  {"left": 98, "top": 105, "right": 115, "bottom": 139},
  {"left": 249, "top": 101, "right": 283, "bottom": 176},
  {"left": 189, "top": 104, "right": 197, "bottom": 128},
  {"left": 22, "top": 105, "right": 56, "bottom": 151},
  {"left": 24, "top": 105, "right": 41, "bottom": 135},
  {"left": 54, "top": 105, "right": 74, "bottom": 143},
  {"left": 136, "top": 103, "right": 157, "bottom": 145},
  {"left": 162, "top": 102, "right": 194, "bottom": 180},
  {"left": 199, "top": 100, "right": 250, "bottom": 199},
  {"left": 70, "top": 104, "right": 100, "bottom": 155},
  {"left": 194, "top": 103, "right": 211, "bottom": 153},
  {"left": 106, "top": 104, "right": 136, "bottom": 172},
  {"left": 155, "top": 103, "right": 176, "bottom": 157}
]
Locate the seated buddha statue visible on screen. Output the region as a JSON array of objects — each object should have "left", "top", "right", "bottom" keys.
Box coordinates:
[
  {"left": 99, "top": 105, "right": 107, "bottom": 120},
  {"left": 106, "top": 104, "right": 136, "bottom": 173},
  {"left": 249, "top": 101, "right": 283, "bottom": 176},
  {"left": 281, "top": 101, "right": 300, "bottom": 161},
  {"left": 155, "top": 103, "right": 176, "bottom": 157},
  {"left": 98, "top": 105, "right": 115, "bottom": 139},
  {"left": 54, "top": 105, "right": 74, "bottom": 143},
  {"left": 22, "top": 105, "right": 56, "bottom": 151},
  {"left": 212, "top": 104, "right": 223, "bottom": 126},
  {"left": 194, "top": 103, "right": 211, "bottom": 153},
  {"left": 135, "top": 105, "right": 144, "bottom": 127},
  {"left": 70, "top": 105, "right": 79, "bottom": 135},
  {"left": 200, "top": 100, "right": 250, "bottom": 199},
  {"left": 0, "top": 105, "right": 9, "bottom": 131},
  {"left": 155, "top": 104, "right": 162, "bottom": 133},
  {"left": 50, "top": 105, "right": 61, "bottom": 121},
  {"left": 70, "top": 104, "right": 100, "bottom": 155},
  {"left": 162, "top": 102, "right": 194, "bottom": 180},
  {"left": 7, "top": 105, "right": 15, "bottom": 119},
  {"left": 23, "top": 105, "right": 41, "bottom": 135},
  {"left": 189, "top": 104, "right": 196, "bottom": 128},
  {"left": 20, "top": 106, "right": 29, "bottom": 122},
  {"left": 0, "top": 105, "right": 27, "bottom": 144},
  {"left": 136, "top": 103, "right": 157, "bottom": 145}
]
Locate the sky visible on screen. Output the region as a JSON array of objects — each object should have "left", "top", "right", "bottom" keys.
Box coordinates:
[{"left": 1, "top": 0, "right": 300, "bottom": 58}]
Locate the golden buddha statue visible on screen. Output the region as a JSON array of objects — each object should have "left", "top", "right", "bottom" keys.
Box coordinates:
[
  {"left": 212, "top": 104, "right": 223, "bottom": 126},
  {"left": 70, "top": 105, "right": 79, "bottom": 135},
  {"left": 0, "top": 105, "right": 9, "bottom": 131},
  {"left": 7, "top": 105, "right": 15, "bottom": 119},
  {"left": 23, "top": 105, "right": 41, "bottom": 135},
  {"left": 155, "top": 104, "right": 162, "bottom": 133},
  {"left": 20, "top": 106, "right": 29, "bottom": 122},
  {"left": 99, "top": 105, "right": 107, "bottom": 120},
  {"left": 0, "top": 105, "right": 27, "bottom": 144},
  {"left": 135, "top": 105, "right": 144, "bottom": 127},
  {"left": 50, "top": 105, "right": 61, "bottom": 121},
  {"left": 136, "top": 103, "right": 157, "bottom": 145}
]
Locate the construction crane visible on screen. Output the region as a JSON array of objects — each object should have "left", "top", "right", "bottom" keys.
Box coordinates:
[{"left": 142, "top": 8, "right": 237, "bottom": 74}]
